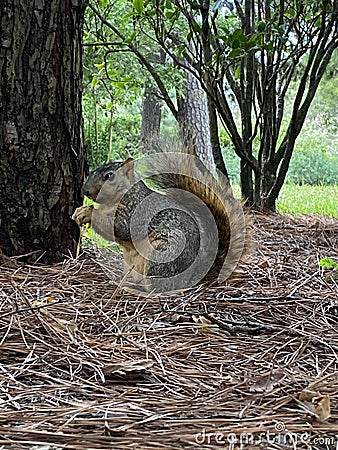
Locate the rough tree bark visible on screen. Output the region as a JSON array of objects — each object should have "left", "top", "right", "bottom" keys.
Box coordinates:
[
  {"left": 140, "top": 87, "right": 162, "bottom": 150},
  {"left": 177, "top": 70, "right": 216, "bottom": 174},
  {"left": 0, "top": 0, "right": 87, "bottom": 262},
  {"left": 140, "top": 51, "right": 165, "bottom": 152}
]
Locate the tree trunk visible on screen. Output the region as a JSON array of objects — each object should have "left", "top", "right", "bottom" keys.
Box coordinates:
[
  {"left": 177, "top": 70, "right": 216, "bottom": 174},
  {"left": 0, "top": 0, "right": 87, "bottom": 263},
  {"left": 140, "top": 51, "right": 165, "bottom": 152},
  {"left": 200, "top": 2, "right": 227, "bottom": 177},
  {"left": 140, "top": 87, "right": 162, "bottom": 151},
  {"left": 207, "top": 96, "right": 227, "bottom": 176}
]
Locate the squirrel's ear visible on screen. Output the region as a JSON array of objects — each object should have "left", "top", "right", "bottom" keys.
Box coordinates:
[{"left": 122, "top": 157, "right": 135, "bottom": 180}]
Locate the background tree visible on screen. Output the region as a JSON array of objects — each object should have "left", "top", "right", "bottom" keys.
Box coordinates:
[
  {"left": 87, "top": 0, "right": 338, "bottom": 210},
  {"left": 85, "top": 1, "right": 219, "bottom": 168},
  {"left": 177, "top": 60, "right": 216, "bottom": 173},
  {"left": 0, "top": 1, "right": 87, "bottom": 262},
  {"left": 140, "top": 87, "right": 162, "bottom": 149},
  {"left": 140, "top": 50, "right": 166, "bottom": 150}
]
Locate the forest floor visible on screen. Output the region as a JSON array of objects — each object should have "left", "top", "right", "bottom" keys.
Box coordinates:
[{"left": 0, "top": 212, "right": 338, "bottom": 450}]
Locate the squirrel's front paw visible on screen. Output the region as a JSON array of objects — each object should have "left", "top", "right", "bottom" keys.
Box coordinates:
[{"left": 72, "top": 205, "right": 93, "bottom": 226}]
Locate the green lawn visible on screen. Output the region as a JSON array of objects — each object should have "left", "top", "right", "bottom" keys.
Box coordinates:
[{"left": 277, "top": 183, "right": 338, "bottom": 217}]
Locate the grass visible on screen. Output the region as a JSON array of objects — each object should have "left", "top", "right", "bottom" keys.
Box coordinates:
[
  {"left": 277, "top": 183, "right": 338, "bottom": 217},
  {"left": 82, "top": 226, "right": 111, "bottom": 248},
  {"left": 233, "top": 183, "right": 337, "bottom": 217}
]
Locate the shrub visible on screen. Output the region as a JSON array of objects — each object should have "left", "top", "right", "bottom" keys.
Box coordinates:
[
  {"left": 219, "top": 128, "right": 241, "bottom": 184},
  {"left": 287, "top": 146, "right": 338, "bottom": 185},
  {"left": 219, "top": 121, "right": 338, "bottom": 186},
  {"left": 84, "top": 111, "right": 141, "bottom": 169}
]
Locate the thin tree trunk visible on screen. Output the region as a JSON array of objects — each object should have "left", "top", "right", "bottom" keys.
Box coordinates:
[
  {"left": 0, "top": 0, "right": 87, "bottom": 262},
  {"left": 177, "top": 70, "right": 216, "bottom": 173},
  {"left": 208, "top": 96, "right": 227, "bottom": 176},
  {"left": 107, "top": 107, "right": 114, "bottom": 162},
  {"left": 140, "top": 87, "right": 162, "bottom": 151},
  {"left": 200, "top": 1, "right": 227, "bottom": 177}
]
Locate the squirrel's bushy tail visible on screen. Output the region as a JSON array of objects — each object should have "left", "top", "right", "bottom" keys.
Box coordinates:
[{"left": 139, "top": 144, "right": 251, "bottom": 284}]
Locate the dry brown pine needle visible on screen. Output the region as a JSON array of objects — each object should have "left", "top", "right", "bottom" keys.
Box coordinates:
[{"left": 0, "top": 213, "right": 338, "bottom": 449}]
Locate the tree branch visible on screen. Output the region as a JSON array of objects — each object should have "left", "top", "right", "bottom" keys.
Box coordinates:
[{"left": 88, "top": 2, "right": 179, "bottom": 120}]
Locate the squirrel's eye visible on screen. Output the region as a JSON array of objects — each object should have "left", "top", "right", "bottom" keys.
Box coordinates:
[{"left": 104, "top": 172, "right": 114, "bottom": 181}]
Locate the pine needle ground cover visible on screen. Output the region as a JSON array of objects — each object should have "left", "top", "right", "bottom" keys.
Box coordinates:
[{"left": 0, "top": 213, "right": 337, "bottom": 450}]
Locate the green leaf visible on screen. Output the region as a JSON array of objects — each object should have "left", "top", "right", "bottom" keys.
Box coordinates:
[
  {"left": 133, "top": 0, "right": 144, "bottom": 15},
  {"left": 166, "top": 7, "right": 180, "bottom": 22},
  {"left": 256, "top": 21, "right": 266, "bottom": 33},
  {"left": 320, "top": 258, "right": 338, "bottom": 269},
  {"left": 99, "top": 0, "right": 108, "bottom": 7},
  {"left": 264, "top": 41, "right": 274, "bottom": 53},
  {"left": 232, "top": 29, "right": 247, "bottom": 44},
  {"left": 192, "top": 20, "right": 202, "bottom": 33},
  {"left": 122, "top": 12, "right": 135, "bottom": 20},
  {"left": 112, "top": 81, "right": 127, "bottom": 89},
  {"left": 232, "top": 39, "right": 240, "bottom": 49},
  {"left": 314, "top": 18, "right": 322, "bottom": 28},
  {"left": 124, "top": 30, "right": 137, "bottom": 45},
  {"left": 285, "top": 8, "right": 296, "bottom": 19},
  {"left": 244, "top": 34, "right": 263, "bottom": 51},
  {"left": 228, "top": 48, "right": 243, "bottom": 59},
  {"left": 91, "top": 76, "right": 99, "bottom": 87},
  {"left": 177, "top": 44, "right": 186, "bottom": 57}
]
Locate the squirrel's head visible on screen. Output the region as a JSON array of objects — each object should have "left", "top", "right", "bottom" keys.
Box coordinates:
[
  {"left": 83, "top": 159, "right": 138, "bottom": 205},
  {"left": 82, "top": 161, "right": 124, "bottom": 200}
]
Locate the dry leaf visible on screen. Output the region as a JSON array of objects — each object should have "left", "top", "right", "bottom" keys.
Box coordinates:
[
  {"left": 192, "top": 315, "right": 212, "bottom": 325},
  {"left": 102, "top": 359, "right": 154, "bottom": 377},
  {"left": 299, "top": 390, "right": 331, "bottom": 422},
  {"left": 171, "top": 313, "right": 186, "bottom": 323},
  {"left": 31, "top": 296, "right": 56, "bottom": 307},
  {"left": 250, "top": 369, "right": 286, "bottom": 393},
  {"left": 47, "top": 318, "right": 77, "bottom": 333},
  {"left": 192, "top": 315, "right": 218, "bottom": 333}
]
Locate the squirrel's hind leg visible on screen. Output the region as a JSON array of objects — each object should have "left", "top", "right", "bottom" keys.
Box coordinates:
[{"left": 145, "top": 228, "right": 199, "bottom": 292}]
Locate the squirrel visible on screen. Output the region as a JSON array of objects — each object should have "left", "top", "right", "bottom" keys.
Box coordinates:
[{"left": 72, "top": 148, "right": 250, "bottom": 293}]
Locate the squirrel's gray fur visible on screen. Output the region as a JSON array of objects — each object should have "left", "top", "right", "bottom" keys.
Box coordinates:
[{"left": 72, "top": 147, "right": 250, "bottom": 292}]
